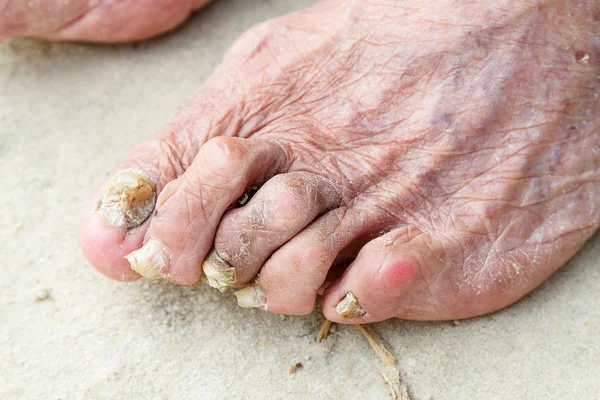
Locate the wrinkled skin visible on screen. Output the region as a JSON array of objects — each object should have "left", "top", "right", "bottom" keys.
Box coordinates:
[{"left": 8, "top": 0, "right": 599, "bottom": 322}]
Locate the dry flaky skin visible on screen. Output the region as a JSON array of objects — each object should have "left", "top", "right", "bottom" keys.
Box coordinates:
[
  {"left": 98, "top": 170, "right": 156, "bottom": 230},
  {"left": 125, "top": 239, "right": 167, "bottom": 280},
  {"left": 202, "top": 248, "right": 236, "bottom": 292},
  {"left": 336, "top": 292, "right": 365, "bottom": 319},
  {"left": 316, "top": 319, "right": 333, "bottom": 342},
  {"left": 232, "top": 284, "right": 267, "bottom": 310}
]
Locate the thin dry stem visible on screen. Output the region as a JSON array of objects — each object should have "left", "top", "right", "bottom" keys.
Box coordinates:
[
  {"left": 354, "top": 324, "right": 396, "bottom": 366},
  {"left": 354, "top": 324, "right": 411, "bottom": 400},
  {"left": 316, "top": 320, "right": 333, "bottom": 342}
]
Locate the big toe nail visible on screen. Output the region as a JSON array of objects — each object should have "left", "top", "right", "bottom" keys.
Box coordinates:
[{"left": 97, "top": 170, "right": 156, "bottom": 231}]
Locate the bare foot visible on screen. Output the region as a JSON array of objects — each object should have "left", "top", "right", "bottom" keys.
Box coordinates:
[
  {"left": 80, "top": 0, "right": 600, "bottom": 323},
  {"left": 0, "top": 0, "right": 212, "bottom": 42}
]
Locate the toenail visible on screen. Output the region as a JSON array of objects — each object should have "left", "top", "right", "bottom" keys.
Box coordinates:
[
  {"left": 97, "top": 170, "right": 156, "bottom": 231},
  {"left": 232, "top": 283, "right": 267, "bottom": 310},
  {"left": 124, "top": 238, "right": 169, "bottom": 280},
  {"left": 336, "top": 292, "right": 365, "bottom": 319},
  {"left": 202, "top": 248, "right": 236, "bottom": 292}
]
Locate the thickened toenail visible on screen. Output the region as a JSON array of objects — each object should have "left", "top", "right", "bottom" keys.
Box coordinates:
[
  {"left": 202, "top": 248, "right": 236, "bottom": 292},
  {"left": 125, "top": 238, "right": 169, "bottom": 279},
  {"left": 98, "top": 170, "right": 156, "bottom": 230},
  {"left": 232, "top": 283, "right": 267, "bottom": 310},
  {"left": 336, "top": 292, "right": 365, "bottom": 319}
]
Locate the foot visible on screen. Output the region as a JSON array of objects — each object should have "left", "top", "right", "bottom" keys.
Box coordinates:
[
  {"left": 0, "top": 0, "right": 212, "bottom": 42},
  {"left": 80, "top": 0, "right": 600, "bottom": 323}
]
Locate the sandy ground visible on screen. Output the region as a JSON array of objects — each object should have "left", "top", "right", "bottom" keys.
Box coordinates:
[{"left": 1, "top": 1, "right": 599, "bottom": 399}]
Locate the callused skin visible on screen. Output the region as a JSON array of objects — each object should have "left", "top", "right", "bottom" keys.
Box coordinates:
[{"left": 17, "top": 0, "right": 596, "bottom": 322}]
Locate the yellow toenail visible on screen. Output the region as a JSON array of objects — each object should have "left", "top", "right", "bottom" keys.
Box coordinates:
[
  {"left": 125, "top": 239, "right": 168, "bottom": 280},
  {"left": 202, "top": 248, "right": 236, "bottom": 292},
  {"left": 97, "top": 170, "right": 156, "bottom": 230},
  {"left": 336, "top": 292, "right": 365, "bottom": 319},
  {"left": 232, "top": 283, "right": 267, "bottom": 311}
]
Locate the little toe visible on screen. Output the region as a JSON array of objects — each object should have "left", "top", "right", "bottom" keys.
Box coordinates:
[
  {"left": 213, "top": 171, "right": 341, "bottom": 286},
  {"left": 126, "top": 137, "right": 292, "bottom": 285},
  {"left": 322, "top": 226, "right": 452, "bottom": 323}
]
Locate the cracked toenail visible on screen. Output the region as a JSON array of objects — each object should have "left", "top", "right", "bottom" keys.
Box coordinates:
[
  {"left": 202, "top": 248, "right": 236, "bottom": 292},
  {"left": 232, "top": 283, "right": 267, "bottom": 310},
  {"left": 97, "top": 170, "right": 156, "bottom": 230},
  {"left": 336, "top": 292, "right": 365, "bottom": 319},
  {"left": 125, "top": 239, "right": 169, "bottom": 280}
]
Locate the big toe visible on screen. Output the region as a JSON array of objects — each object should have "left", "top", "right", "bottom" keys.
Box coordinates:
[
  {"left": 80, "top": 73, "right": 234, "bottom": 281},
  {"left": 80, "top": 133, "right": 193, "bottom": 281}
]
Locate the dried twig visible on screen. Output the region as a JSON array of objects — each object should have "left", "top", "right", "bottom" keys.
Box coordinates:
[
  {"left": 316, "top": 319, "right": 333, "bottom": 342},
  {"left": 381, "top": 365, "right": 410, "bottom": 400},
  {"left": 288, "top": 362, "right": 303, "bottom": 374},
  {"left": 354, "top": 324, "right": 396, "bottom": 366},
  {"left": 354, "top": 324, "right": 410, "bottom": 400}
]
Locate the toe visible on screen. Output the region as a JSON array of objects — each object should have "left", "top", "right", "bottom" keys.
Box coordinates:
[
  {"left": 45, "top": 0, "right": 191, "bottom": 42},
  {"left": 80, "top": 68, "right": 247, "bottom": 281},
  {"left": 236, "top": 207, "right": 390, "bottom": 315},
  {"left": 2, "top": 0, "right": 213, "bottom": 43},
  {"left": 80, "top": 127, "right": 199, "bottom": 282},
  {"left": 213, "top": 171, "right": 341, "bottom": 286},
  {"left": 128, "top": 137, "right": 291, "bottom": 285},
  {"left": 322, "top": 225, "right": 451, "bottom": 323}
]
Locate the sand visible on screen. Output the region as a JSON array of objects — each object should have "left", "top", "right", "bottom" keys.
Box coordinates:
[{"left": 1, "top": 0, "right": 599, "bottom": 398}]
